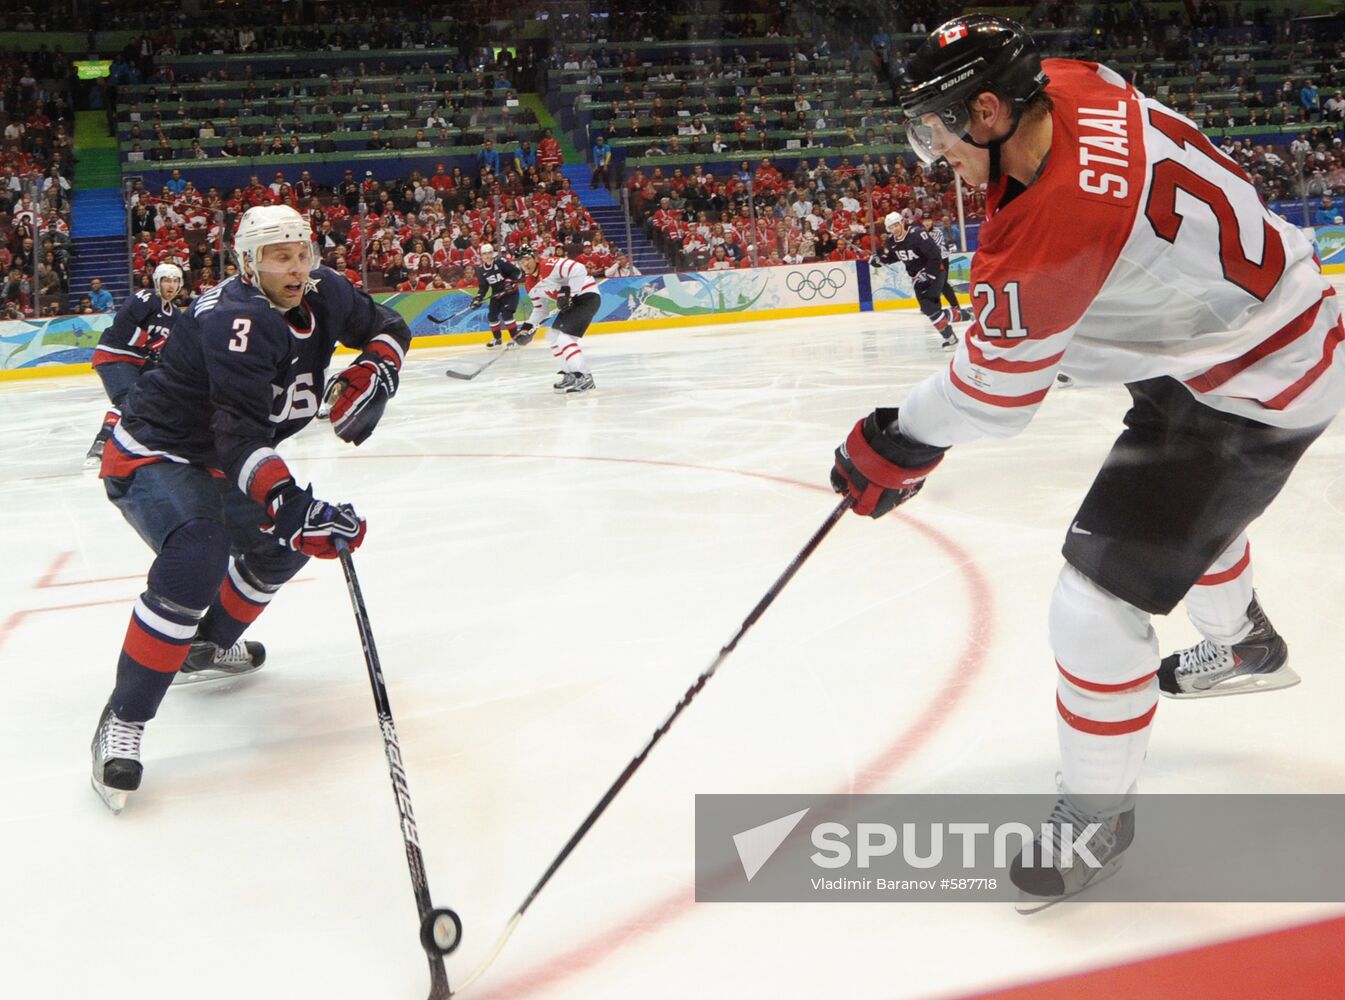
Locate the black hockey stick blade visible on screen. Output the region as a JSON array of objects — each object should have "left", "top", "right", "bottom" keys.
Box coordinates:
[
  {"left": 429, "top": 303, "right": 475, "bottom": 325},
  {"left": 444, "top": 342, "right": 516, "bottom": 380},
  {"left": 333, "top": 539, "right": 455, "bottom": 999}
]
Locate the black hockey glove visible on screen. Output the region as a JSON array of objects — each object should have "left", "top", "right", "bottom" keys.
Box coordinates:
[
  {"left": 512, "top": 321, "right": 537, "bottom": 347},
  {"left": 470, "top": 295, "right": 484, "bottom": 308},
  {"left": 868, "top": 255, "right": 883, "bottom": 270},
  {"left": 831, "top": 408, "right": 948, "bottom": 518},
  {"left": 267, "top": 483, "right": 366, "bottom": 559},
  {"left": 555, "top": 287, "right": 572, "bottom": 312}
]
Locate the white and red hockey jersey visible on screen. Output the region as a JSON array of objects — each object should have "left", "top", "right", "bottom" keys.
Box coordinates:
[
  {"left": 901, "top": 58, "right": 1345, "bottom": 449},
  {"left": 525, "top": 256, "right": 599, "bottom": 323}
]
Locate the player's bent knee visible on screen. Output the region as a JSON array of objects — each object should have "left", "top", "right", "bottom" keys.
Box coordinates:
[
  {"left": 1049, "top": 563, "right": 1158, "bottom": 686},
  {"left": 238, "top": 545, "right": 309, "bottom": 587},
  {"left": 148, "top": 517, "right": 231, "bottom": 609}
]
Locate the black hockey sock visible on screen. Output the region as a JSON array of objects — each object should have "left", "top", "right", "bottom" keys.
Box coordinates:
[{"left": 111, "top": 519, "right": 231, "bottom": 721}]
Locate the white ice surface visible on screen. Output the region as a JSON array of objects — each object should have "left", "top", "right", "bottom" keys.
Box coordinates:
[{"left": 2, "top": 306, "right": 1343, "bottom": 1000}]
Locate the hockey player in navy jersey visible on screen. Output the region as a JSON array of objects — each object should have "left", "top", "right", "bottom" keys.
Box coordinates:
[
  {"left": 870, "top": 211, "right": 959, "bottom": 348},
  {"left": 470, "top": 243, "right": 525, "bottom": 348},
  {"left": 920, "top": 215, "right": 972, "bottom": 322},
  {"left": 84, "top": 262, "right": 184, "bottom": 466},
  {"left": 90, "top": 205, "right": 412, "bottom": 813}
]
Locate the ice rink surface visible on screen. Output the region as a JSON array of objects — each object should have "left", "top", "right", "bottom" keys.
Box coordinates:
[{"left": 2, "top": 306, "right": 1343, "bottom": 999}]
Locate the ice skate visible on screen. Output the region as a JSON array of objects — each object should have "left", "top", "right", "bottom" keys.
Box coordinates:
[
  {"left": 941, "top": 330, "right": 959, "bottom": 349},
  {"left": 85, "top": 424, "right": 114, "bottom": 468},
  {"left": 958, "top": 307, "right": 973, "bottom": 322},
  {"left": 1010, "top": 796, "right": 1134, "bottom": 913},
  {"left": 485, "top": 336, "right": 503, "bottom": 349},
  {"left": 553, "top": 371, "right": 578, "bottom": 393},
  {"left": 564, "top": 373, "right": 595, "bottom": 395},
  {"left": 90, "top": 702, "right": 145, "bottom": 814},
  {"left": 174, "top": 639, "right": 267, "bottom": 685},
  {"left": 1158, "top": 595, "right": 1296, "bottom": 698}
]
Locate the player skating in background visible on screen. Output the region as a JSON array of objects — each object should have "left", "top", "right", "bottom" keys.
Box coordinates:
[
  {"left": 833, "top": 15, "right": 1343, "bottom": 906},
  {"left": 91, "top": 205, "right": 411, "bottom": 813},
  {"left": 85, "top": 263, "right": 184, "bottom": 466},
  {"left": 471, "top": 243, "right": 525, "bottom": 348},
  {"left": 920, "top": 214, "right": 972, "bottom": 322},
  {"left": 516, "top": 245, "right": 602, "bottom": 394},
  {"left": 870, "top": 211, "right": 960, "bottom": 348}
]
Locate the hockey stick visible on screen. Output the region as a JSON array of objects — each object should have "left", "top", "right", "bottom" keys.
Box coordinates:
[
  {"left": 444, "top": 341, "right": 518, "bottom": 381},
  {"left": 334, "top": 539, "right": 461, "bottom": 1000},
  {"left": 451, "top": 496, "right": 853, "bottom": 994},
  {"left": 429, "top": 301, "right": 478, "bottom": 325}
]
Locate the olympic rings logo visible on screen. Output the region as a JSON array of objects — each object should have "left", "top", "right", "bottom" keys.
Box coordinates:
[{"left": 785, "top": 267, "right": 848, "bottom": 300}]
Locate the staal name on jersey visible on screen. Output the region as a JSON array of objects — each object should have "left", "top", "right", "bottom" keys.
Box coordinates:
[{"left": 1077, "top": 100, "right": 1131, "bottom": 200}]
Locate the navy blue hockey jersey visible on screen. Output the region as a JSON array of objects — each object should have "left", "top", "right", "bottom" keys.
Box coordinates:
[
  {"left": 873, "top": 227, "right": 943, "bottom": 279},
  {"left": 92, "top": 289, "right": 180, "bottom": 370},
  {"left": 475, "top": 259, "right": 523, "bottom": 299},
  {"left": 103, "top": 267, "right": 410, "bottom": 493}
]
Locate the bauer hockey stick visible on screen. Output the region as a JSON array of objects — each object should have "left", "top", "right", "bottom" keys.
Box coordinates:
[
  {"left": 451, "top": 496, "right": 854, "bottom": 994},
  {"left": 444, "top": 340, "right": 518, "bottom": 381},
  {"left": 333, "top": 539, "right": 462, "bottom": 1000}
]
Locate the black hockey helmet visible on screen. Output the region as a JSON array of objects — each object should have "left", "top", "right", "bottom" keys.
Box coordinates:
[
  {"left": 900, "top": 14, "right": 1047, "bottom": 167},
  {"left": 514, "top": 244, "right": 536, "bottom": 259}
]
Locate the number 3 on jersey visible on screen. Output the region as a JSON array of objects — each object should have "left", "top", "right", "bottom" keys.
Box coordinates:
[{"left": 229, "top": 318, "right": 252, "bottom": 352}]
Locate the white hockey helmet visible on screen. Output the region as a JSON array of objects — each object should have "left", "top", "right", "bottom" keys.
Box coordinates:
[
  {"left": 152, "top": 262, "right": 184, "bottom": 296},
  {"left": 884, "top": 211, "right": 905, "bottom": 232},
  {"left": 233, "top": 205, "right": 316, "bottom": 285},
  {"left": 479, "top": 242, "right": 494, "bottom": 256}
]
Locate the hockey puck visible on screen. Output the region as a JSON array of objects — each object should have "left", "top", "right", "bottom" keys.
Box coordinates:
[{"left": 420, "top": 907, "right": 462, "bottom": 956}]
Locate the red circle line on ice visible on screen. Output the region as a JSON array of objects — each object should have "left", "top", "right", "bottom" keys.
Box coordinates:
[{"left": 346, "top": 452, "right": 997, "bottom": 998}]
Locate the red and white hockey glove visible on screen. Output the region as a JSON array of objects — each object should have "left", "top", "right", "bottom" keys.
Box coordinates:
[
  {"left": 267, "top": 482, "right": 367, "bottom": 559},
  {"left": 831, "top": 408, "right": 948, "bottom": 518},
  {"left": 324, "top": 341, "right": 401, "bottom": 446}
]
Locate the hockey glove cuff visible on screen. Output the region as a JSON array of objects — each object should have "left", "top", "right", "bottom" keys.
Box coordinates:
[
  {"left": 831, "top": 408, "right": 948, "bottom": 518},
  {"left": 325, "top": 340, "right": 401, "bottom": 446}
]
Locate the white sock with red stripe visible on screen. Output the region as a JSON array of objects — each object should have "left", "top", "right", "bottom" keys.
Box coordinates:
[
  {"left": 1050, "top": 565, "right": 1159, "bottom": 801},
  {"left": 1181, "top": 533, "right": 1254, "bottom": 645},
  {"left": 552, "top": 332, "right": 590, "bottom": 374}
]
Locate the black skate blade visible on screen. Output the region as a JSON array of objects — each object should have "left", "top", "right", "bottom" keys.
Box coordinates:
[{"left": 1014, "top": 857, "right": 1125, "bottom": 914}]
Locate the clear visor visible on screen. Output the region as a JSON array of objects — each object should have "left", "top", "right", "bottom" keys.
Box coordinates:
[
  {"left": 250, "top": 239, "right": 318, "bottom": 277},
  {"left": 904, "top": 102, "right": 972, "bottom": 165}
]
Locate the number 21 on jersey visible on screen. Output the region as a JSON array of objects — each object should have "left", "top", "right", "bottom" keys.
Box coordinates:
[{"left": 972, "top": 280, "right": 1030, "bottom": 339}]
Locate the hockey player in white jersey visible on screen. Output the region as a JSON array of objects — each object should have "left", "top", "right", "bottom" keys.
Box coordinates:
[
  {"left": 516, "top": 245, "right": 603, "bottom": 394},
  {"left": 831, "top": 15, "right": 1343, "bottom": 907}
]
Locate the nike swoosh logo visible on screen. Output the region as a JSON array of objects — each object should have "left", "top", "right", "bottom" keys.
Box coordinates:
[{"left": 1070, "top": 523, "right": 1092, "bottom": 535}]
